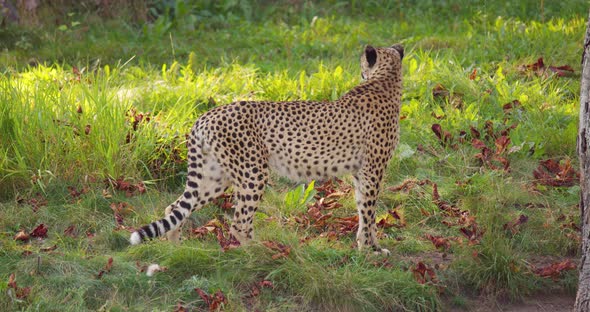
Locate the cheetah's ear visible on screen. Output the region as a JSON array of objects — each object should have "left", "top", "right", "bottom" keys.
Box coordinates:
[
  {"left": 391, "top": 44, "right": 404, "bottom": 60},
  {"left": 365, "top": 45, "right": 377, "bottom": 68}
]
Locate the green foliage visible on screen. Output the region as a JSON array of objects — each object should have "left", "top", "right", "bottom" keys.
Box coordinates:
[{"left": 283, "top": 181, "right": 316, "bottom": 214}]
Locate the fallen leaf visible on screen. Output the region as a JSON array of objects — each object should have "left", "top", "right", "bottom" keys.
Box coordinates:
[
  {"left": 502, "top": 100, "right": 523, "bottom": 114},
  {"left": 424, "top": 234, "right": 451, "bottom": 250},
  {"left": 469, "top": 68, "right": 477, "bottom": 80},
  {"left": 432, "top": 84, "right": 449, "bottom": 99},
  {"left": 96, "top": 257, "right": 113, "bottom": 279},
  {"left": 102, "top": 189, "right": 112, "bottom": 199},
  {"left": 526, "top": 57, "right": 545, "bottom": 71},
  {"left": 520, "top": 57, "right": 574, "bottom": 78},
  {"left": 533, "top": 259, "right": 576, "bottom": 279},
  {"left": 411, "top": 262, "right": 438, "bottom": 284},
  {"left": 431, "top": 112, "right": 445, "bottom": 119},
  {"left": 64, "top": 225, "right": 77, "bottom": 238},
  {"left": 259, "top": 280, "right": 274, "bottom": 289},
  {"left": 533, "top": 158, "right": 579, "bottom": 187},
  {"left": 372, "top": 258, "right": 394, "bottom": 269},
  {"left": 249, "top": 285, "right": 260, "bottom": 298},
  {"left": 67, "top": 186, "right": 88, "bottom": 200},
  {"left": 212, "top": 193, "right": 234, "bottom": 210},
  {"left": 136, "top": 261, "right": 148, "bottom": 273},
  {"left": 21, "top": 250, "right": 33, "bottom": 257},
  {"left": 21, "top": 193, "right": 48, "bottom": 212},
  {"left": 387, "top": 178, "right": 432, "bottom": 193},
  {"left": 472, "top": 135, "right": 511, "bottom": 171},
  {"left": 377, "top": 208, "right": 406, "bottom": 229},
  {"left": 8, "top": 273, "right": 16, "bottom": 289},
  {"left": 40, "top": 244, "right": 58, "bottom": 252},
  {"left": 432, "top": 124, "right": 443, "bottom": 140},
  {"left": 432, "top": 83, "right": 463, "bottom": 108},
  {"left": 431, "top": 124, "right": 455, "bottom": 148},
  {"left": 195, "top": 288, "right": 227, "bottom": 311},
  {"left": 459, "top": 224, "right": 484, "bottom": 245},
  {"left": 30, "top": 224, "right": 48, "bottom": 239},
  {"left": 173, "top": 302, "right": 187, "bottom": 312},
  {"left": 315, "top": 178, "right": 352, "bottom": 198},
  {"left": 136, "top": 182, "right": 146, "bottom": 194},
  {"left": 262, "top": 241, "right": 291, "bottom": 260},
  {"left": 471, "top": 138, "right": 487, "bottom": 150},
  {"left": 469, "top": 126, "right": 481, "bottom": 139},
  {"left": 106, "top": 177, "right": 146, "bottom": 197},
  {"left": 495, "top": 136, "right": 510, "bottom": 155},
  {"left": 503, "top": 214, "right": 529, "bottom": 235},
  {"left": 548, "top": 65, "right": 574, "bottom": 77},
  {"left": 247, "top": 280, "right": 275, "bottom": 298},
  {"left": 14, "top": 230, "right": 30, "bottom": 242},
  {"left": 72, "top": 66, "right": 81, "bottom": 81},
  {"left": 215, "top": 226, "right": 241, "bottom": 252},
  {"left": 332, "top": 215, "right": 359, "bottom": 236},
  {"left": 7, "top": 273, "right": 31, "bottom": 299}
]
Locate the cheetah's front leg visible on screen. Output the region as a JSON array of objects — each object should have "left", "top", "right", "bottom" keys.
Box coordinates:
[
  {"left": 230, "top": 161, "right": 268, "bottom": 244},
  {"left": 353, "top": 170, "right": 390, "bottom": 255}
]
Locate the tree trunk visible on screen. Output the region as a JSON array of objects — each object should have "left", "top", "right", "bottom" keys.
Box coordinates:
[{"left": 575, "top": 8, "right": 590, "bottom": 312}]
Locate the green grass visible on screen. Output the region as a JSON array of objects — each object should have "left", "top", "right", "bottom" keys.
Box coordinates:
[{"left": 0, "top": 0, "right": 585, "bottom": 310}]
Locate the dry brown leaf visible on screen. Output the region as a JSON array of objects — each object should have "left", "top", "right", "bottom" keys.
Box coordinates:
[
  {"left": 533, "top": 259, "right": 576, "bottom": 279},
  {"left": 503, "top": 214, "right": 529, "bottom": 235},
  {"left": 14, "top": 230, "right": 30, "bottom": 242},
  {"left": 195, "top": 288, "right": 227, "bottom": 311},
  {"left": 533, "top": 158, "right": 579, "bottom": 187},
  {"left": 411, "top": 262, "right": 438, "bottom": 284},
  {"left": 30, "top": 224, "right": 48, "bottom": 239}
]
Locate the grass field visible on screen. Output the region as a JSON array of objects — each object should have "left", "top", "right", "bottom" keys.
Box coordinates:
[{"left": 0, "top": 1, "right": 586, "bottom": 311}]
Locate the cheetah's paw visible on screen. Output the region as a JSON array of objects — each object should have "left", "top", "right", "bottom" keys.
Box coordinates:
[{"left": 373, "top": 248, "right": 391, "bottom": 256}]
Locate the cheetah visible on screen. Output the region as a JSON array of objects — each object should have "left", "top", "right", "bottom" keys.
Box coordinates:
[{"left": 130, "top": 44, "right": 404, "bottom": 254}]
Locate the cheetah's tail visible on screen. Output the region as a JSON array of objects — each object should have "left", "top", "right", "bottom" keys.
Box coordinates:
[{"left": 129, "top": 207, "right": 188, "bottom": 245}]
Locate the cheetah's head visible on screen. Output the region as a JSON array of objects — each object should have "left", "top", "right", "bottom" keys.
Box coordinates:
[{"left": 360, "top": 44, "right": 404, "bottom": 81}]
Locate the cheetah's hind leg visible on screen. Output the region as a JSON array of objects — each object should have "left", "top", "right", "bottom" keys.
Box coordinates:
[
  {"left": 353, "top": 169, "right": 390, "bottom": 255},
  {"left": 229, "top": 178, "right": 267, "bottom": 244}
]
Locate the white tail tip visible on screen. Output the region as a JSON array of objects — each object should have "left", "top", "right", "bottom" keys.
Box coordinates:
[
  {"left": 146, "top": 264, "right": 162, "bottom": 277},
  {"left": 130, "top": 232, "right": 142, "bottom": 245}
]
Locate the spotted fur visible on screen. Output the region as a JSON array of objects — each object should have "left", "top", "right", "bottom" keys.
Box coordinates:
[{"left": 130, "top": 44, "right": 404, "bottom": 253}]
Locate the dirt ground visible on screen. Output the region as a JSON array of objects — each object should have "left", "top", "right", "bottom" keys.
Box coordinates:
[{"left": 452, "top": 294, "right": 575, "bottom": 312}]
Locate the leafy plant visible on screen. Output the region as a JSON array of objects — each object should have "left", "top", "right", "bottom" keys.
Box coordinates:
[{"left": 283, "top": 181, "right": 316, "bottom": 214}]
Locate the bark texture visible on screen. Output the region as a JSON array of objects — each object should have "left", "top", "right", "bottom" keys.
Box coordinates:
[{"left": 575, "top": 8, "right": 590, "bottom": 312}]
